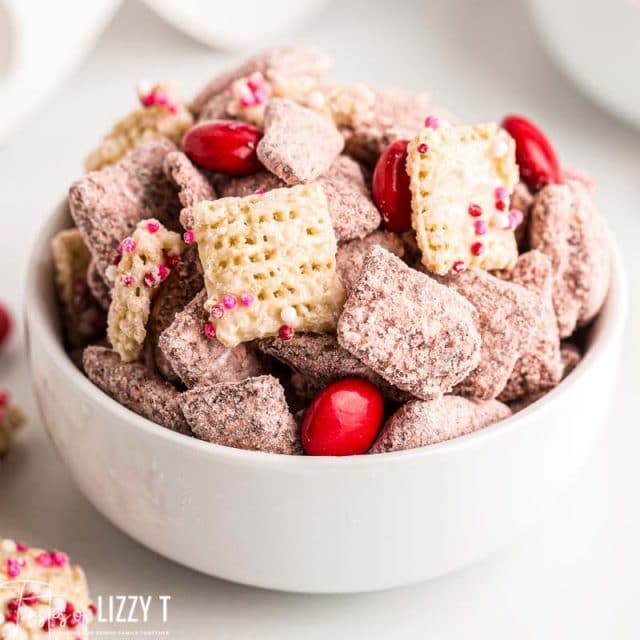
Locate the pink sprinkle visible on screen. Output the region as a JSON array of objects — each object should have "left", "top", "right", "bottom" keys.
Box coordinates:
[
  {"left": 143, "top": 271, "right": 159, "bottom": 288},
  {"left": 452, "top": 260, "right": 466, "bottom": 273},
  {"left": 165, "top": 253, "right": 181, "bottom": 269},
  {"left": 168, "top": 103, "right": 178, "bottom": 114},
  {"left": 493, "top": 212, "right": 511, "bottom": 229},
  {"left": 240, "top": 292, "right": 254, "bottom": 306},
  {"left": 6, "top": 559, "right": 20, "bottom": 578},
  {"left": 121, "top": 273, "right": 136, "bottom": 287},
  {"left": 279, "top": 325, "right": 294, "bottom": 341},
  {"left": 141, "top": 93, "right": 155, "bottom": 107},
  {"left": 0, "top": 391, "right": 7, "bottom": 408},
  {"left": 16, "top": 542, "right": 27, "bottom": 553},
  {"left": 417, "top": 143, "right": 429, "bottom": 154},
  {"left": 183, "top": 230, "right": 195, "bottom": 245},
  {"left": 424, "top": 115, "right": 440, "bottom": 129},
  {"left": 154, "top": 91, "right": 169, "bottom": 106},
  {"left": 36, "top": 552, "right": 53, "bottom": 567},
  {"left": 111, "top": 253, "right": 122, "bottom": 266},
  {"left": 509, "top": 208, "right": 524, "bottom": 228},
  {"left": 222, "top": 295, "right": 237, "bottom": 310},
  {"left": 239, "top": 96, "right": 253, "bottom": 108},
  {"left": 474, "top": 219, "right": 488, "bottom": 235},
  {"left": 495, "top": 199, "right": 506, "bottom": 211},
  {"left": 51, "top": 551, "right": 69, "bottom": 567},
  {"left": 203, "top": 322, "right": 216, "bottom": 340},
  {"left": 495, "top": 186, "right": 508, "bottom": 201},
  {"left": 210, "top": 304, "right": 225, "bottom": 319},
  {"left": 118, "top": 238, "right": 136, "bottom": 254},
  {"left": 468, "top": 203, "right": 483, "bottom": 218},
  {"left": 157, "top": 264, "right": 170, "bottom": 281},
  {"left": 146, "top": 220, "right": 160, "bottom": 233},
  {"left": 470, "top": 242, "right": 485, "bottom": 257},
  {"left": 254, "top": 188, "right": 266, "bottom": 195}
]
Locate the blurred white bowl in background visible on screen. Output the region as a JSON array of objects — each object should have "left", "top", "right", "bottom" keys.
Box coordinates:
[
  {"left": 142, "top": 0, "right": 330, "bottom": 50},
  {"left": 528, "top": 0, "right": 640, "bottom": 129}
]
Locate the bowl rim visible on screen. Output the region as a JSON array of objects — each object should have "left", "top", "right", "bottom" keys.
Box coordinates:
[{"left": 25, "top": 199, "right": 629, "bottom": 468}]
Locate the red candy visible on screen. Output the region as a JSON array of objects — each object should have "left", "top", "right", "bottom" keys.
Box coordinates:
[
  {"left": 182, "top": 120, "right": 263, "bottom": 176},
  {"left": 372, "top": 140, "right": 413, "bottom": 233},
  {"left": 0, "top": 302, "right": 11, "bottom": 348},
  {"left": 501, "top": 115, "right": 561, "bottom": 191},
  {"left": 301, "top": 377, "right": 385, "bottom": 456}
]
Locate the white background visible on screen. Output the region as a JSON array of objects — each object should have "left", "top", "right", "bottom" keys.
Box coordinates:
[{"left": 1, "top": 0, "right": 639, "bottom": 637}]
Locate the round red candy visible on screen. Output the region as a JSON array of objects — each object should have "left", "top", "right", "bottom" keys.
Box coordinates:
[
  {"left": 501, "top": 115, "right": 561, "bottom": 192},
  {"left": 0, "top": 303, "right": 11, "bottom": 349},
  {"left": 301, "top": 378, "right": 385, "bottom": 456},
  {"left": 182, "top": 120, "right": 263, "bottom": 176},
  {"left": 372, "top": 139, "right": 413, "bottom": 233}
]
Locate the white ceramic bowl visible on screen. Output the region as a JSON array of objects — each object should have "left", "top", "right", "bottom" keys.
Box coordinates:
[{"left": 26, "top": 200, "right": 627, "bottom": 594}]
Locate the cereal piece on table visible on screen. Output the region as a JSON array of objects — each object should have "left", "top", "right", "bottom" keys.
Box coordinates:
[
  {"left": 51, "top": 229, "right": 105, "bottom": 348},
  {"left": 85, "top": 82, "right": 193, "bottom": 171},
  {"left": 370, "top": 395, "right": 511, "bottom": 453},
  {"left": 336, "top": 230, "right": 405, "bottom": 294},
  {"left": 147, "top": 245, "right": 205, "bottom": 381},
  {"left": 0, "top": 394, "right": 25, "bottom": 458},
  {"left": 163, "top": 151, "right": 217, "bottom": 230},
  {"left": 447, "top": 268, "right": 543, "bottom": 400},
  {"left": 219, "top": 170, "right": 285, "bottom": 198},
  {"left": 69, "top": 140, "right": 179, "bottom": 277},
  {"left": 256, "top": 99, "right": 345, "bottom": 185},
  {"left": 180, "top": 376, "right": 302, "bottom": 454},
  {"left": 220, "top": 156, "right": 381, "bottom": 243},
  {"left": 191, "top": 184, "right": 345, "bottom": 348},
  {"left": 257, "top": 333, "right": 408, "bottom": 401},
  {"left": 86, "top": 259, "right": 111, "bottom": 310},
  {"left": 337, "top": 246, "right": 481, "bottom": 400},
  {"left": 191, "top": 47, "right": 331, "bottom": 116},
  {"left": 107, "top": 219, "right": 183, "bottom": 362},
  {"left": 83, "top": 346, "right": 189, "bottom": 434},
  {"left": 317, "top": 155, "right": 380, "bottom": 242},
  {"left": 496, "top": 250, "right": 563, "bottom": 403},
  {"left": 529, "top": 179, "right": 611, "bottom": 338},
  {"left": 344, "top": 87, "right": 452, "bottom": 166},
  {"left": 560, "top": 342, "right": 582, "bottom": 377},
  {"left": 407, "top": 122, "right": 520, "bottom": 275},
  {"left": 0, "top": 536, "right": 94, "bottom": 636},
  {"left": 159, "top": 290, "right": 263, "bottom": 388}
]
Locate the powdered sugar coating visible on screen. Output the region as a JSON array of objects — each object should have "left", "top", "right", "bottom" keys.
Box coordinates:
[
  {"left": 69, "top": 140, "right": 179, "bottom": 277},
  {"left": 257, "top": 99, "right": 345, "bottom": 185},
  {"left": 560, "top": 341, "right": 582, "bottom": 377},
  {"left": 180, "top": 376, "right": 301, "bottom": 454},
  {"left": 496, "top": 250, "right": 563, "bottom": 402},
  {"left": 448, "top": 268, "right": 542, "bottom": 400},
  {"left": 83, "top": 346, "right": 189, "bottom": 434},
  {"left": 164, "top": 151, "right": 217, "bottom": 230},
  {"left": 529, "top": 179, "right": 611, "bottom": 338},
  {"left": 159, "top": 290, "right": 263, "bottom": 388},
  {"left": 370, "top": 396, "right": 511, "bottom": 453},
  {"left": 257, "top": 333, "right": 408, "bottom": 401},
  {"left": 336, "top": 230, "right": 405, "bottom": 294},
  {"left": 219, "top": 171, "right": 285, "bottom": 199},
  {"left": 337, "top": 246, "right": 481, "bottom": 400}
]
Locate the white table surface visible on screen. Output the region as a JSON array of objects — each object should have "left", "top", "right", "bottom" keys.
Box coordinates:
[{"left": 1, "top": 0, "right": 639, "bottom": 637}]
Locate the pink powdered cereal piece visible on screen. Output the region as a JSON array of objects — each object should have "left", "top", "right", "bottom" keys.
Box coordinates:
[
  {"left": 256, "top": 98, "right": 345, "bottom": 185},
  {"left": 69, "top": 140, "right": 179, "bottom": 277},
  {"left": 337, "top": 246, "right": 481, "bottom": 400},
  {"left": 560, "top": 341, "right": 582, "bottom": 377},
  {"left": 159, "top": 290, "right": 263, "bottom": 388},
  {"left": 197, "top": 92, "right": 234, "bottom": 123},
  {"left": 370, "top": 395, "right": 512, "bottom": 453},
  {"left": 257, "top": 332, "right": 409, "bottom": 401},
  {"left": 219, "top": 170, "right": 286, "bottom": 198},
  {"left": 529, "top": 179, "right": 611, "bottom": 338},
  {"left": 336, "top": 230, "right": 405, "bottom": 294},
  {"left": 191, "top": 47, "right": 331, "bottom": 117},
  {"left": 147, "top": 245, "right": 205, "bottom": 381},
  {"left": 496, "top": 250, "right": 563, "bottom": 403},
  {"left": 86, "top": 259, "right": 111, "bottom": 310},
  {"left": 344, "top": 87, "right": 455, "bottom": 166},
  {"left": 448, "top": 268, "right": 543, "bottom": 400},
  {"left": 562, "top": 168, "right": 596, "bottom": 192},
  {"left": 163, "top": 151, "right": 217, "bottom": 230},
  {"left": 83, "top": 346, "right": 190, "bottom": 434},
  {"left": 180, "top": 375, "right": 302, "bottom": 454}
]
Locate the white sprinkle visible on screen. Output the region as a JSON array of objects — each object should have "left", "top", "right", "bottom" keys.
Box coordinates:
[
  {"left": 136, "top": 80, "right": 152, "bottom": 98},
  {"left": 0, "top": 539, "right": 16, "bottom": 553},
  {"left": 26, "top": 582, "right": 42, "bottom": 596},
  {"left": 105, "top": 265, "right": 118, "bottom": 282},
  {"left": 307, "top": 91, "right": 325, "bottom": 110},
  {"left": 493, "top": 212, "right": 511, "bottom": 230},
  {"left": 17, "top": 607, "right": 37, "bottom": 630},
  {"left": 0, "top": 615, "right": 4, "bottom": 625},
  {"left": 280, "top": 306, "right": 297, "bottom": 325},
  {"left": 38, "top": 587, "right": 52, "bottom": 603},
  {"left": 52, "top": 597, "right": 66, "bottom": 613},
  {"left": 1, "top": 622, "right": 23, "bottom": 640},
  {"left": 492, "top": 137, "right": 508, "bottom": 158}
]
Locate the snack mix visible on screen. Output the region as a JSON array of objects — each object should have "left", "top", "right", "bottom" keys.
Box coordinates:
[
  {"left": 0, "top": 537, "right": 94, "bottom": 639},
  {"left": 53, "top": 47, "right": 611, "bottom": 457}
]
